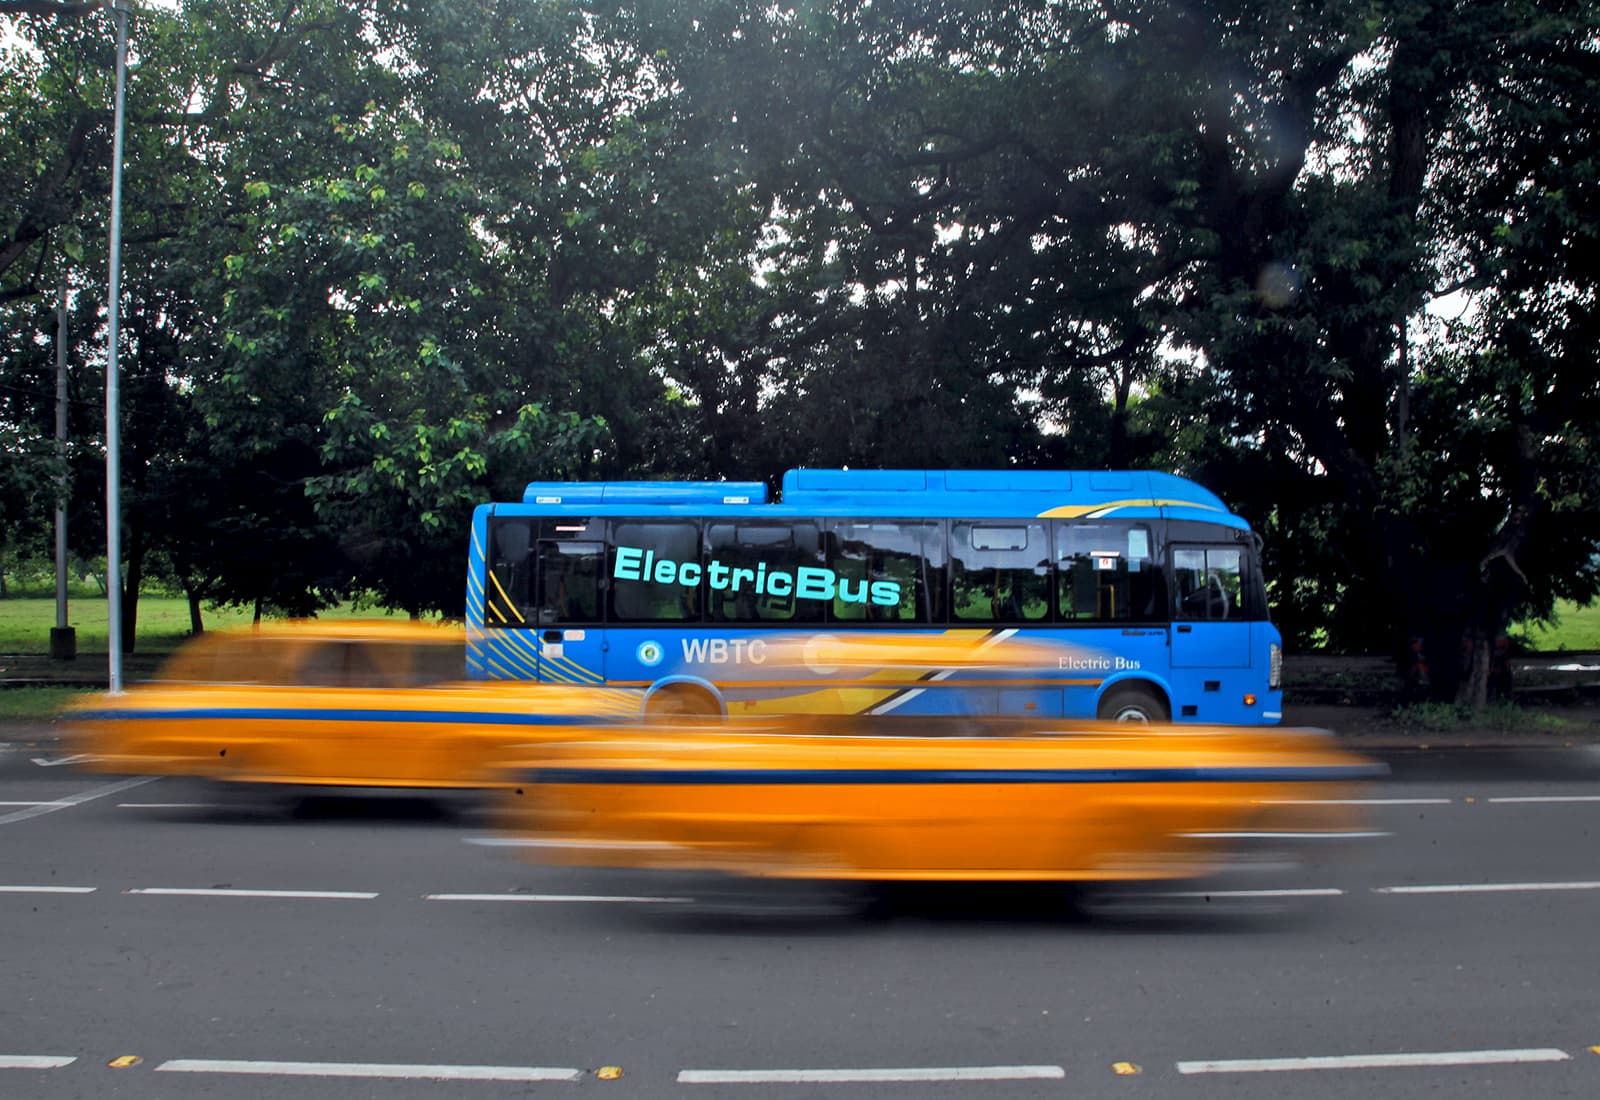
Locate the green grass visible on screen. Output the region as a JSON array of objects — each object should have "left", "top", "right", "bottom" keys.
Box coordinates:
[
  {"left": 0, "top": 686, "right": 96, "bottom": 722},
  {"left": 1515, "top": 599, "right": 1600, "bottom": 653},
  {"left": 0, "top": 596, "right": 414, "bottom": 654}
]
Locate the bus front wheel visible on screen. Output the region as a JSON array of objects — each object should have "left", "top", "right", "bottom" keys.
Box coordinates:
[
  {"left": 644, "top": 686, "right": 721, "bottom": 720},
  {"left": 1097, "top": 684, "right": 1170, "bottom": 724}
]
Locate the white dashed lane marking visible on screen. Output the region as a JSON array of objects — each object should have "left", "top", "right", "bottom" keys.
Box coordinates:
[
  {"left": 155, "top": 1059, "right": 582, "bottom": 1082},
  {"left": 126, "top": 887, "right": 379, "bottom": 900},
  {"left": 0, "top": 885, "right": 95, "bottom": 894},
  {"left": 1375, "top": 881, "right": 1600, "bottom": 895},
  {"left": 1259, "top": 798, "right": 1452, "bottom": 806},
  {"left": 677, "top": 1065, "right": 1067, "bottom": 1084},
  {"left": 425, "top": 892, "right": 689, "bottom": 904},
  {"left": 1177, "top": 1048, "right": 1573, "bottom": 1074},
  {"left": 0, "top": 1055, "right": 77, "bottom": 1069}
]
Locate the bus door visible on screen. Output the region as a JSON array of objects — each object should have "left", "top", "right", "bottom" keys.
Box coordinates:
[
  {"left": 1169, "top": 545, "right": 1251, "bottom": 669},
  {"left": 533, "top": 537, "right": 607, "bottom": 685}
]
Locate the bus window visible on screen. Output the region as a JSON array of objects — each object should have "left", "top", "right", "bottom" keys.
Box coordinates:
[
  {"left": 952, "top": 522, "right": 1051, "bottom": 623},
  {"left": 1173, "top": 546, "right": 1243, "bottom": 621},
  {"left": 609, "top": 520, "right": 702, "bottom": 622},
  {"left": 705, "top": 522, "right": 825, "bottom": 624},
  {"left": 826, "top": 521, "right": 946, "bottom": 623},
  {"left": 486, "top": 518, "right": 534, "bottom": 627},
  {"left": 1056, "top": 522, "right": 1163, "bottom": 622},
  {"left": 537, "top": 540, "right": 603, "bottom": 624}
]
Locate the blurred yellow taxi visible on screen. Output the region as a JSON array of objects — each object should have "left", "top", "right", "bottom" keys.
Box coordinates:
[
  {"left": 65, "top": 620, "right": 632, "bottom": 791},
  {"left": 495, "top": 716, "right": 1384, "bottom": 885}
]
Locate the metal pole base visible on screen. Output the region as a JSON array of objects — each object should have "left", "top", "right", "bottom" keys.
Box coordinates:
[{"left": 49, "top": 627, "right": 77, "bottom": 662}]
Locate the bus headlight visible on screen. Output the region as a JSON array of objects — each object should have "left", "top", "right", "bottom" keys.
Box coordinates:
[{"left": 1269, "top": 643, "right": 1282, "bottom": 690}]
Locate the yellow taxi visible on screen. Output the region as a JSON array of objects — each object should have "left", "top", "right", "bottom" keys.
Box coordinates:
[
  {"left": 65, "top": 620, "right": 631, "bottom": 791},
  {"left": 494, "top": 717, "right": 1383, "bottom": 886}
]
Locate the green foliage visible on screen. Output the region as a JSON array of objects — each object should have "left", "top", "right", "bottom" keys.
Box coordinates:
[{"left": 2, "top": 0, "right": 1596, "bottom": 682}]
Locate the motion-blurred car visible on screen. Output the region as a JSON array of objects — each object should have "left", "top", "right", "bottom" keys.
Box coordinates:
[
  {"left": 65, "top": 620, "right": 632, "bottom": 793},
  {"left": 494, "top": 716, "right": 1384, "bottom": 891}
]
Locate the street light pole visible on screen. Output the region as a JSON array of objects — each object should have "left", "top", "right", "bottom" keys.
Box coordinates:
[
  {"left": 52, "top": 275, "right": 76, "bottom": 661},
  {"left": 105, "top": 0, "right": 131, "bottom": 693}
]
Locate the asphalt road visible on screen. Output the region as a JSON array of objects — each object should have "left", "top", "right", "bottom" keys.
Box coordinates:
[{"left": 2, "top": 736, "right": 1598, "bottom": 1100}]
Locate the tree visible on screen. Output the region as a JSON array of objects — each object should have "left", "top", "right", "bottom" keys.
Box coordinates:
[{"left": 589, "top": 0, "right": 1600, "bottom": 704}]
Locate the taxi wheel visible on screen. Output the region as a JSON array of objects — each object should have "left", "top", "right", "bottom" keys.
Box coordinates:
[{"left": 1097, "top": 684, "right": 1169, "bottom": 723}]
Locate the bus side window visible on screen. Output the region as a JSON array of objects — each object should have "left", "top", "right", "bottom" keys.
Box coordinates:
[
  {"left": 825, "top": 521, "right": 944, "bottom": 624},
  {"left": 1056, "top": 521, "right": 1159, "bottom": 622},
  {"left": 486, "top": 519, "right": 534, "bottom": 627},
  {"left": 537, "top": 540, "right": 602, "bottom": 624},
  {"left": 1172, "top": 546, "right": 1242, "bottom": 621},
  {"left": 705, "top": 522, "right": 824, "bottom": 624},
  {"left": 608, "top": 521, "right": 701, "bottom": 622},
  {"left": 951, "top": 522, "right": 1050, "bottom": 623}
]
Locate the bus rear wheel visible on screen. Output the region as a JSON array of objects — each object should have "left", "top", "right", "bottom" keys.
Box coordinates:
[{"left": 1097, "top": 684, "right": 1170, "bottom": 724}]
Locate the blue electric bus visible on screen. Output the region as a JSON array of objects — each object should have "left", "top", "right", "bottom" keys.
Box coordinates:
[{"left": 465, "top": 469, "right": 1283, "bottom": 725}]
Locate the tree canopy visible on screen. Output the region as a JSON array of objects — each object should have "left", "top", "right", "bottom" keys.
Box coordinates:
[{"left": 2, "top": 0, "right": 1596, "bottom": 700}]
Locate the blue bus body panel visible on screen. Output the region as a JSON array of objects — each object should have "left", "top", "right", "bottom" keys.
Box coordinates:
[
  {"left": 467, "top": 470, "right": 1282, "bottom": 725},
  {"left": 466, "top": 623, "right": 1278, "bottom": 725},
  {"left": 524, "top": 481, "right": 769, "bottom": 506}
]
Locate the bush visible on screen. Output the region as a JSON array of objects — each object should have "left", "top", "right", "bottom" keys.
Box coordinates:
[
  {"left": 0, "top": 556, "right": 107, "bottom": 599},
  {"left": 1389, "top": 700, "right": 1577, "bottom": 735}
]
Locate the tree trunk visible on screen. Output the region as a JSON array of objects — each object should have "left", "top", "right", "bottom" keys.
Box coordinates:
[
  {"left": 121, "top": 525, "right": 144, "bottom": 654},
  {"left": 186, "top": 587, "right": 205, "bottom": 635},
  {"left": 1455, "top": 628, "right": 1491, "bottom": 710}
]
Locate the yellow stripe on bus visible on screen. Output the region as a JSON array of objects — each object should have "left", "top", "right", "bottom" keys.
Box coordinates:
[
  {"left": 488, "top": 571, "right": 526, "bottom": 624},
  {"left": 1036, "top": 498, "right": 1223, "bottom": 518}
]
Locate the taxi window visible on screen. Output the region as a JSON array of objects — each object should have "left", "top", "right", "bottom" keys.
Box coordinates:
[
  {"left": 159, "top": 636, "right": 297, "bottom": 684},
  {"left": 300, "top": 642, "right": 389, "bottom": 688},
  {"left": 407, "top": 641, "right": 467, "bottom": 685}
]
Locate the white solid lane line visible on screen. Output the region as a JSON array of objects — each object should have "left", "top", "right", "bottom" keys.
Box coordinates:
[
  {"left": 0, "top": 775, "right": 160, "bottom": 826},
  {"left": 1375, "top": 881, "right": 1600, "bottom": 895},
  {"left": 127, "top": 888, "right": 379, "bottom": 900},
  {"left": 678, "top": 1065, "right": 1066, "bottom": 1084},
  {"left": 1487, "top": 795, "right": 1600, "bottom": 803},
  {"left": 425, "top": 892, "right": 689, "bottom": 904},
  {"left": 1178, "top": 1048, "right": 1571, "bottom": 1074},
  {"left": 0, "top": 1055, "right": 77, "bottom": 1069},
  {"left": 155, "top": 1059, "right": 581, "bottom": 1081}
]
